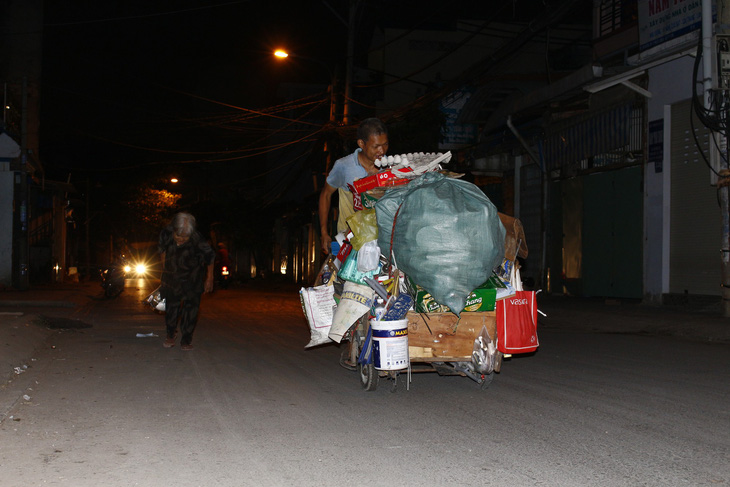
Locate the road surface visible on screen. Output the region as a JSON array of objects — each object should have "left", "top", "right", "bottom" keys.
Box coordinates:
[{"left": 1, "top": 279, "right": 728, "bottom": 486}]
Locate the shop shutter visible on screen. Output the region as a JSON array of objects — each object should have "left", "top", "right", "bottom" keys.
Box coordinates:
[{"left": 669, "top": 99, "right": 720, "bottom": 295}]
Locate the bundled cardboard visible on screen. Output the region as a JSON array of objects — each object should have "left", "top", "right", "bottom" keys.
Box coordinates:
[
  {"left": 498, "top": 212, "right": 528, "bottom": 261},
  {"left": 406, "top": 311, "right": 497, "bottom": 360}
]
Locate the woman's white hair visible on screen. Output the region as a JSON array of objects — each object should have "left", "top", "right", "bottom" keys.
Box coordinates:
[{"left": 172, "top": 212, "right": 196, "bottom": 237}]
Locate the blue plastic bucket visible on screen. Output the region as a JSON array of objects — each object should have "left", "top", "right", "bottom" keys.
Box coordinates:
[{"left": 370, "top": 319, "right": 409, "bottom": 370}]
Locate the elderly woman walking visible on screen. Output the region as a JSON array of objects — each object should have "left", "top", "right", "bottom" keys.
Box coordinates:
[{"left": 158, "top": 212, "right": 215, "bottom": 350}]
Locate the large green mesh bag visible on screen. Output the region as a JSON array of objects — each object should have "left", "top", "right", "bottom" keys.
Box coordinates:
[{"left": 375, "top": 172, "right": 505, "bottom": 315}]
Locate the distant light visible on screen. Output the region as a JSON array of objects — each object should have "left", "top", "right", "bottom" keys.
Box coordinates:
[
  {"left": 274, "top": 49, "right": 289, "bottom": 59},
  {"left": 170, "top": 178, "right": 178, "bottom": 183}
]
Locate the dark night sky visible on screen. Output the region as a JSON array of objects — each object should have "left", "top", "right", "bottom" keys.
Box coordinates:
[
  {"left": 37, "top": 0, "right": 572, "bottom": 197},
  {"left": 27, "top": 0, "right": 587, "bottom": 247},
  {"left": 40, "top": 1, "right": 351, "bottom": 181}
]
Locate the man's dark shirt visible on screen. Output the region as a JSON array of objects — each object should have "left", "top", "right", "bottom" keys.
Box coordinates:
[{"left": 158, "top": 227, "right": 215, "bottom": 297}]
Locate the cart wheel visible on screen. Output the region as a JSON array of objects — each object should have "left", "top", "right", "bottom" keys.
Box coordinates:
[
  {"left": 479, "top": 372, "right": 495, "bottom": 390},
  {"left": 105, "top": 284, "right": 123, "bottom": 298},
  {"left": 338, "top": 329, "right": 356, "bottom": 371},
  {"left": 353, "top": 316, "right": 378, "bottom": 391},
  {"left": 493, "top": 351, "right": 503, "bottom": 373},
  {"left": 338, "top": 324, "right": 359, "bottom": 371},
  {"left": 339, "top": 346, "right": 357, "bottom": 371},
  {"left": 359, "top": 362, "right": 378, "bottom": 391}
]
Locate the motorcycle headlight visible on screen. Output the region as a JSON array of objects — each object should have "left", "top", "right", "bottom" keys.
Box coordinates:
[
  {"left": 123, "top": 265, "right": 132, "bottom": 273},
  {"left": 135, "top": 264, "right": 147, "bottom": 275}
]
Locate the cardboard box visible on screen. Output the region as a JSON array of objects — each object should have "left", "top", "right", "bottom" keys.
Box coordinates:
[
  {"left": 349, "top": 169, "right": 411, "bottom": 193},
  {"left": 498, "top": 212, "right": 528, "bottom": 261},
  {"left": 412, "top": 281, "right": 497, "bottom": 313},
  {"left": 361, "top": 188, "right": 387, "bottom": 209},
  {"left": 407, "top": 311, "right": 496, "bottom": 359}
]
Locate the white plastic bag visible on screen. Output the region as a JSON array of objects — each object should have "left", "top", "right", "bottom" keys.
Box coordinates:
[
  {"left": 144, "top": 286, "right": 166, "bottom": 312},
  {"left": 299, "top": 286, "right": 336, "bottom": 348},
  {"left": 357, "top": 240, "right": 380, "bottom": 272},
  {"left": 472, "top": 325, "right": 497, "bottom": 374}
]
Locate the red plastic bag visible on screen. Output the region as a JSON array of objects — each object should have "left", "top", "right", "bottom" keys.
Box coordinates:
[{"left": 496, "top": 291, "right": 539, "bottom": 354}]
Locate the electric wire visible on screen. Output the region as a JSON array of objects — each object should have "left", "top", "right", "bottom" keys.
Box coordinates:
[
  {"left": 44, "top": 1, "right": 253, "bottom": 27},
  {"left": 353, "top": 3, "right": 511, "bottom": 90},
  {"left": 691, "top": 33, "right": 726, "bottom": 176}
]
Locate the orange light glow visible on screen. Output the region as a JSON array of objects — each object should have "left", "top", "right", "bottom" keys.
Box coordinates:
[{"left": 274, "top": 49, "right": 289, "bottom": 59}]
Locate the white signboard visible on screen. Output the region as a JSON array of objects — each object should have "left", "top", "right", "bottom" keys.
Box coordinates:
[
  {"left": 638, "top": 0, "right": 706, "bottom": 51},
  {"left": 439, "top": 88, "right": 477, "bottom": 150}
]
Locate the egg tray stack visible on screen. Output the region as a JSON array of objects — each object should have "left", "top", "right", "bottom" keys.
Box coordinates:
[
  {"left": 349, "top": 151, "right": 453, "bottom": 194},
  {"left": 374, "top": 151, "right": 452, "bottom": 178}
]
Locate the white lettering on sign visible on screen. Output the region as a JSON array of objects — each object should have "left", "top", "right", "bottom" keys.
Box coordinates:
[{"left": 510, "top": 298, "right": 529, "bottom": 305}]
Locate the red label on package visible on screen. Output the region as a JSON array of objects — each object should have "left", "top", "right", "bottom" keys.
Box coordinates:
[{"left": 348, "top": 184, "right": 363, "bottom": 211}]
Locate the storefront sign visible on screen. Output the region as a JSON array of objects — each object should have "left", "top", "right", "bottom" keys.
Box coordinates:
[
  {"left": 638, "top": 0, "right": 708, "bottom": 51},
  {"left": 439, "top": 88, "right": 477, "bottom": 150}
]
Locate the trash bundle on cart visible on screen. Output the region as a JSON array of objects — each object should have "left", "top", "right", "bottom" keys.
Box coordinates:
[{"left": 300, "top": 152, "right": 539, "bottom": 391}]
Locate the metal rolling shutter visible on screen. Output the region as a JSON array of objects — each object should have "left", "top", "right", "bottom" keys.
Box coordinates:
[{"left": 669, "top": 99, "right": 720, "bottom": 295}]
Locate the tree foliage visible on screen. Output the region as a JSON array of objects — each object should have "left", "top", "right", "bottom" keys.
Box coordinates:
[{"left": 124, "top": 186, "right": 181, "bottom": 235}]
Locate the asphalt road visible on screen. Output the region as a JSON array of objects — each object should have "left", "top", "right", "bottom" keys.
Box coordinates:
[{"left": 1, "top": 279, "right": 729, "bottom": 487}]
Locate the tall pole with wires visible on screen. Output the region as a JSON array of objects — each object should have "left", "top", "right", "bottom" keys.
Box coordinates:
[
  {"left": 715, "top": 25, "right": 730, "bottom": 317},
  {"left": 697, "top": 0, "right": 730, "bottom": 316}
]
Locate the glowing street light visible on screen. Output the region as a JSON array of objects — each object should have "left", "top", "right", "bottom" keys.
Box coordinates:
[
  {"left": 273, "top": 49, "right": 289, "bottom": 59},
  {"left": 170, "top": 178, "right": 179, "bottom": 184}
]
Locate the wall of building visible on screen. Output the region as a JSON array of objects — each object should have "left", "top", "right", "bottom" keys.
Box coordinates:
[
  {"left": 0, "top": 172, "right": 14, "bottom": 287},
  {"left": 368, "top": 21, "right": 584, "bottom": 114},
  {"left": 645, "top": 55, "right": 702, "bottom": 303}
]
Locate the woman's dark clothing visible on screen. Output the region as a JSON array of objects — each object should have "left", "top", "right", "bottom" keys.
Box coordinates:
[{"left": 158, "top": 227, "right": 215, "bottom": 345}]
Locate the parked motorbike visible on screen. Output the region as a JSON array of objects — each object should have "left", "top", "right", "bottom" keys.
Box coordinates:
[
  {"left": 215, "top": 243, "right": 231, "bottom": 290},
  {"left": 216, "top": 264, "right": 230, "bottom": 289}
]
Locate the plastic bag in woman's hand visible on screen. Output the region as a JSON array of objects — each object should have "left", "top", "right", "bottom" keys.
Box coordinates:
[{"left": 144, "top": 286, "right": 166, "bottom": 312}]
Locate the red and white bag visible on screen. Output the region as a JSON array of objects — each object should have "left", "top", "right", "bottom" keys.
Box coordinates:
[{"left": 496, "top": 267, "right": 539, "bottom": 354}]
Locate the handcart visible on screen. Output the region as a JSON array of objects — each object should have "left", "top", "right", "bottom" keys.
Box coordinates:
[
  {"left": 313, "top": 170, "right": 535, "bottom": 391},
  {"left": 342, "top": 309, "right": 502, "bottom": 391}
]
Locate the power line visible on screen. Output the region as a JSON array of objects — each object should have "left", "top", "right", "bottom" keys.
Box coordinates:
[
  {"left": 354, "top": 3, "right": 511, "bottom": 89},
  {"left": 44, "top": 1, "right": 252, "bottom": 27}
]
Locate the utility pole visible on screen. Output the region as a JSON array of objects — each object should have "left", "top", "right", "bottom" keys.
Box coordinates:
[
  {"left": 85, "top": 179, "right": 91, "bottom": 281},
  {"left": 15, "top": 77, "right": 29, "bottom": 290},
  {"left": 704, "top": 0, "right": 730, "bottom": 317}
]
